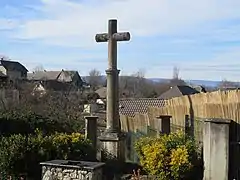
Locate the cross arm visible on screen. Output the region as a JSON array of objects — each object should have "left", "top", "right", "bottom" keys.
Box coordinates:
[
  {"left": 95, "top": 33, "right": 109, "bottom": 42},
  {"left": 95, "top": 32, "right": 131, "bottom": 43},
  {"left": 113, "top": 32, "right": 130, "bottom": 41}
]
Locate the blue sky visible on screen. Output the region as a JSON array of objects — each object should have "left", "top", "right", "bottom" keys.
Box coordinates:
[{"left": 1, "top": 0, "right": 240, "bottom": 81}]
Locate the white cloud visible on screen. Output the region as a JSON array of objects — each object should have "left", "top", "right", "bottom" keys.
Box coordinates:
[
  {"left": 9, "top": 0, "right": 240, "bottom": 47},
  {"left": 6, "top": 51, "right": 108, "bottom": 74},
  {"left": 2, "top": 0, "right": 240, "bottom": 81},
  {"left": 0, "top": 19, "right": 19, "bottom": 30},
  {"left": 144, "top": 47, "right": 240, "bottom": 81}
]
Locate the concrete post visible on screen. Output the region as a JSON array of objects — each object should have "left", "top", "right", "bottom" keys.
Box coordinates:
[
  {"left": 85, "top": 116, "right": 98, "bottom": 152},
  {"left": 203, "top": 118, "right": 231, "bottom": 180},
  {"left": 156, "top": 115, "right": 171, "bottom": 135}
]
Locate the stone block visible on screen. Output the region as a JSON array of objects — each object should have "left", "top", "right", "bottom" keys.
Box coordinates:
[
  {"left": 40, "top": 160, "right": 105, "bottom": 180},
  {"left": 203, "top": 118, "right": 231, "bottom": 180}
]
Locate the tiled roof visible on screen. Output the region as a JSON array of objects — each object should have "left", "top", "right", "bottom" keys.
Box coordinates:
[
  {"left": 158, "top": 85, "right": 199, "bottom": 99},
  {"left": 0, "top": 60, "right": 28, "bottom": 72},
  {"left": 27, "top": 71, "right": 61, "bottom": 80},
  {"left": 28, "top": 70, "right": 81, "bottom": 82},
  {"left": 119, "top": 98, "right": 165, "bottom": 117}
]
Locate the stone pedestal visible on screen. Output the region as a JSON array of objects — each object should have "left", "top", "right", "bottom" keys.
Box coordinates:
[
  {"left": 99, "top": 132, "right": 126, "bottom": 161},
  {"left": 156, "top": 115, "right": 171, "bottom": 135},
  {"left": 203, "top": 118, "right": 231, "bottom": 180}
]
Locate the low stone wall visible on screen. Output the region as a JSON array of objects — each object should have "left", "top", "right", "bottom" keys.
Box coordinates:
[{"left": 40, "top": 160, "right": 105, "bottom": 180}]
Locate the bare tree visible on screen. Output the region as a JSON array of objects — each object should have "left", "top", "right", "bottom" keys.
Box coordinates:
[
  {"left": 87, "top": 69, "right": 103, "bottom": 90},
  {"left": 132, "top": 68, "right": 145, "bottom": 79},
  {"left": 0, "top": 55, "right": 10, "bottom": 61},
  {"left": 119, "top": 69, "right": 161, "bottom": 98},
  {"left": 132, "top": 69, "right": 146, "bottom": 97},
  {"left": 32, "top": 65, "right": 45, "bottom": 72},
  {"left": 172, "top": 66, "right": 179, "bottom": 80},
  {"left": 218, "top": 79, "right": 238, "bottom": 89},
  {"left": 169, "top": 66, "right": 186, "bottom": 86}
]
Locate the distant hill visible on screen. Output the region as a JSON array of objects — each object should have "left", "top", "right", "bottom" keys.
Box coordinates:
[
  {"left": 82, "top": 76, "right": 238, "bottom": 88},
  {"left": 141, "top": 78, "right": 223, "bottom": 87},
  {"left": 185, "top": 80, "right": 221, "bottom": 87}
]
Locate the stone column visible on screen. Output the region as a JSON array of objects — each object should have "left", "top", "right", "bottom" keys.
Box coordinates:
[
  {"left": 203, "top": 118, "right": 231, "bottom": 180},
  {"left": 85, "top": 116, "right": 98, "bottom": 152},
  {"left": 98, "top": 69, "right": 125, "bottom": 160},
  {"left": 104, "top": 69, "right": 120, "bottom": 132},
  {"left": 156, "top": 115, "right": 171, "bottom": 135}
]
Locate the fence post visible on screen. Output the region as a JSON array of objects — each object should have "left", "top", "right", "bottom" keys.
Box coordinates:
[
  {"left": 84, "top": 116, "right": 98, "bottom": 155},
  {"left": 185, "top": 115, "right": 190, "bottom": 134},
  {"left": 156, "top": 115, "right": 171, "bottom": 135},
  {"left": 203, "top": 118, "right": 231, "bottom": 180}
]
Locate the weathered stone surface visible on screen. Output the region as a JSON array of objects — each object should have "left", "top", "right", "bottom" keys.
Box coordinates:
[
  {"left": 40, "top": 160, "right": 105, "bottom": 180},
  {"left": 41, "top": 166, "right": 103, "bottom": 180}
]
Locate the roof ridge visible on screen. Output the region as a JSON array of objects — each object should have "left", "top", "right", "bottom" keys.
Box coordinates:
[{"left": 1, "top": 59, "right": 19, "bottom": 63}]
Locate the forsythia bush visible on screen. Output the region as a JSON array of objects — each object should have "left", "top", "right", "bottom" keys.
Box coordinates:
[
  {"left": 0, "top": 130, "right": 95, "bottom": 178},
  {"left": 135, "top": 131, "right": 201, "bottom": 180}
]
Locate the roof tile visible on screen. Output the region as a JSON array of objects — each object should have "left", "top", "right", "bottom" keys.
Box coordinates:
[{"left": 119, "top": 98, "right": 165, "bottom": 117}]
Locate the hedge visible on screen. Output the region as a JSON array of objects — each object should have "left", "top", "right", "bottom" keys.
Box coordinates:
[
  {"left": 0, "top": 110, "right": 84, "bottom": 136},
  {"left": 0, "top": 130, "right": 95, "bottom": 179}
]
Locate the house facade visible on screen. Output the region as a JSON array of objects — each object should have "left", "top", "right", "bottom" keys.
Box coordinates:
[
  {"left": 57, "top": 70, "right": 83, "bottom": 87},
  {"left": 31, "top": 80, "right": 75, "bottom": 96},
  {"left": 28, "top": 69, "right": 83, "bottom": 88},
  {"left": 0, "top": 59, "right": 28, "bottom": 81},
  {"left": 27, "top": 69, "right": 84, "bottom": 94}
]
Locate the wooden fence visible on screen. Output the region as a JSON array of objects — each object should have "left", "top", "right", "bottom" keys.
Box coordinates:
[
  {"left": 120, "top": 90, "right": 240, "bottom": 178},
  {"left": 121, "top": 90, "right": 240, "bottom": 134}
]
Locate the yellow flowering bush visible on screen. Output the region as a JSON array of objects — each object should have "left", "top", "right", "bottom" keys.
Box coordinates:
[{"left": 135, "top": 131, "right": 201, "bottom": 180}]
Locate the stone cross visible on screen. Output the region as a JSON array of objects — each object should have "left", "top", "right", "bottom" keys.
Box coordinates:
[
  {"left": 95, "top": 19, "right": 130, "bottom": 134},
  {"left": 95, "top": 19, "right": 130, "bottom": 159}
]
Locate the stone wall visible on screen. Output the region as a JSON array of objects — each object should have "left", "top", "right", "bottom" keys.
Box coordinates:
[{"left": 42, "top": 165, "right": 103, "bottom": 180}]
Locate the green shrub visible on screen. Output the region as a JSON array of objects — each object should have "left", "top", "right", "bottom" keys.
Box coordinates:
[
  {"left": 0, "top": 130, "right": 95, "bottom": 178},
  {"left": 135, "top": 131, "right": 201, "bottom": 180},
  {"left": 0, "top": 110, "right": 84, "bottom": 136}
]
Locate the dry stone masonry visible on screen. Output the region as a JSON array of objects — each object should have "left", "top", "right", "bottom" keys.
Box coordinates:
[{"left": 40, "top": 160, "right": 105, "bottom": 180}]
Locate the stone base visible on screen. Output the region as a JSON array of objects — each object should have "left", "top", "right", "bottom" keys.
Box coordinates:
[
  {"left": 98, "top": 131, "right": 126, "bottom": 161},
  {"left": 98, "top": 131, "right": 126, "bottom": 141}
]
